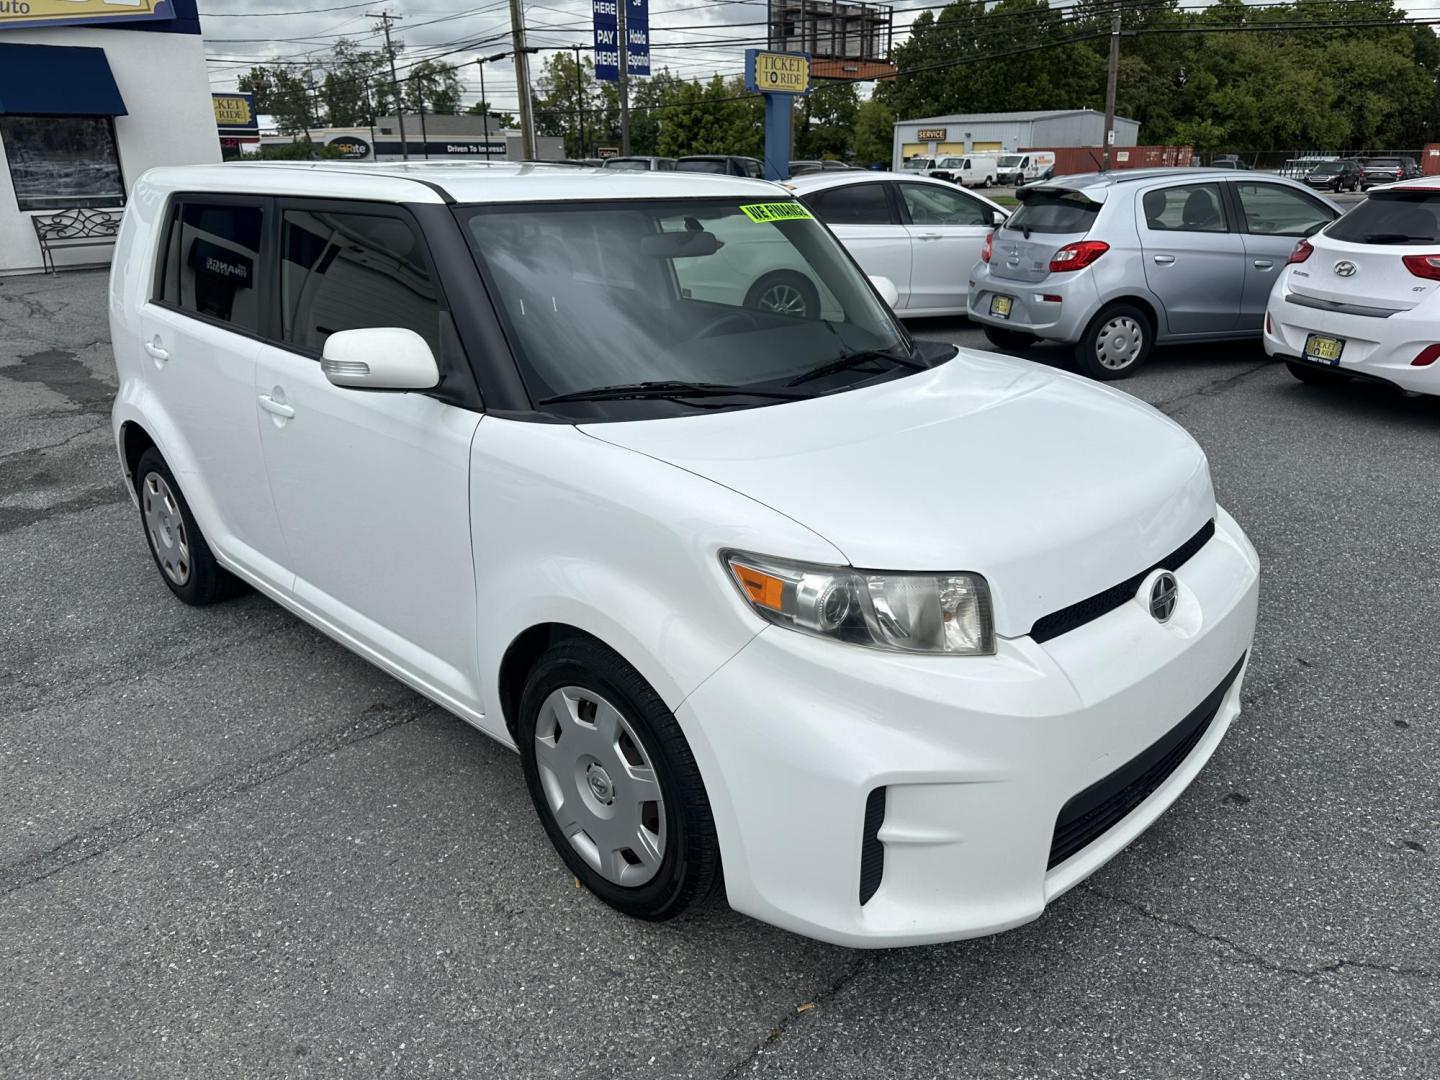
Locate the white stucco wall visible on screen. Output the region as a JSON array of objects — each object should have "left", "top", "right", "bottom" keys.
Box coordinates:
[{"left": 0, "top": 26, "right": 219, "bottom": 274}]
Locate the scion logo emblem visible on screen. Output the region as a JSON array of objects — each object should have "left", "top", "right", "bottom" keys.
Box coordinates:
[
  {"left": 1149, "top": 571, "right": 1179, "bottom": 623},
  {"left": 1333, "top": 260, "right": 1358, "bottom": 277}
]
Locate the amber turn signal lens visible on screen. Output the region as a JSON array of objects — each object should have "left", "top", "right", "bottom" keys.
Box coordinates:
[{"left": 730, "top": 562, "right": 784, "bottom": 612}]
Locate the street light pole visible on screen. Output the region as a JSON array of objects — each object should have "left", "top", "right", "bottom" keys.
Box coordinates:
[
  {"left": 572, "top": 43, "right": 587, "bottom": 159},
  {"left": 477, "top": 52, "right": 506, "bottom": 162}
]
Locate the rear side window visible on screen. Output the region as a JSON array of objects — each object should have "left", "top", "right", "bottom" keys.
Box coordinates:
[
  {"left": 807, "top": 183, "right": 893, "bottom": 226},
  {"left": 1141, "top": 183, "right": 1226, "bottom": 233},
  {"left": 158, "top": 200, "right": 264, "bottom": 332},
  {"left": 1234, "top": 183, "right": 1333, "bottom": 237},
  {"left": 280, "top": 208, "right": 441, "bottom": 354},
  {"left": 1328, "top": 192, "right": 1440, "bottom": 244},
  {"left": 1004, "top": 190, "right": 1099, "bottom": 235},
  {"left": 898, "top": 183, "right": 990, "bottom": 226}
]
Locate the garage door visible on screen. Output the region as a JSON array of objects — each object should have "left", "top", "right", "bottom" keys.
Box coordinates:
[
  {"left": 972, "top": 141, "right": 1002, "bottom": 152},
  {"left": 901, "top": 142, "right": 927, "bottom": 160},
  {"left": 937, "top": 142, "right": 965, "bottom": 156}
]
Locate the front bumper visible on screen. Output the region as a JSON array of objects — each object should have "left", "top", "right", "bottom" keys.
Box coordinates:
[
  {"left": 1265, "top": 291, "right": 1440, "bottom": 395},
  {"left": 678, "top": 507, "right": 1259, "bottom": 947},
  {"left": 967, "top": 260, "right": 1099, "bottom": 342}
]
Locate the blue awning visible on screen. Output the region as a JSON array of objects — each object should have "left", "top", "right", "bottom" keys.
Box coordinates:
[{"left": 0, "top": 44, "right": 128, "bottom": 117}]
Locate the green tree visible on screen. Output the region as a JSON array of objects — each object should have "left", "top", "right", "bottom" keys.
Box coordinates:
[
  {"left": 407, "top": 59, "right": 463, "bottom": 116},
  {"left": 799, "top": 81, "right": 859, "bottom": 160},
  {"left": 852, "top": 97, "right": 894, "bottom": 166}
]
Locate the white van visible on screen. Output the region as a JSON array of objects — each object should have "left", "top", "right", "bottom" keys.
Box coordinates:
[
  {"left": 996, "top": 151, "right": 1056, "bottom": 186},
  {"left": 929, "top": 154, "right": 999, "bottom": 188},
  {"left": 108, "top": 161, "right": 1258, "bottom": 948}
]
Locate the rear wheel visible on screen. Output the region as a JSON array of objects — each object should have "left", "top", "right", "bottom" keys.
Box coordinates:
[
  {"left": 983, "top": 325, "right": 1039, "bottom": 353},
  {"left": 1285, "top": 359, "right": 1348, "bottom": 389},
  {"left": 134, "top": 448, "right": 243, "bottom": 606},
  {"left": 744, "top": 271, "right": 821, "bottom": 320},
  {"left": 1074, "top": 303, "right": 1153, "bottom": 380},
  {"left": 517, "top": 638, "right": 721, "bottom": 921}
]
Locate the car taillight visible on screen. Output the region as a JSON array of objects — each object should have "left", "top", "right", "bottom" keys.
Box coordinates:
[
  {"left": 1048, "top": 240, "right": 1108, "bottom": 272},
  {"left": 1287, "top": 239, "right": 1314, "bottom": 264},
  {"left": 1403, "top": 254, "right": 1440, "bottom": 280},
  {"left": 1411, "top": 344, "right": 1440, "bottom": 367},
  {"left": 981, "top": 231, "right": 993, "bottom": 263}
]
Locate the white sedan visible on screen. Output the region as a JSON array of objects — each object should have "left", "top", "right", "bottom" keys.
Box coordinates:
[
  {"left": 1265, "top": 177, "right": 1440, "bottom": 395},
  {"left": 787, "top": 171, "right": 1009, "bottom": 317}
]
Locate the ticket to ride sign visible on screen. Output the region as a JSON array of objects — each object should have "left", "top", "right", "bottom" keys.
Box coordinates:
[
  {"left": 744, "top": 50, "right": 811, "bottom": 96},
  {"left": 1, "top": 0, "right": 174, "bottom": 30}
]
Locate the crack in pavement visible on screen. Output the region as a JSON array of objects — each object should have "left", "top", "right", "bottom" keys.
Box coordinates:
[
  {"left": 1082, "top": 884, "right": 1437, "bottom": 983},
  {"left": 1151, "top": 360, "right": 1273, "bottom": 419},
  {"left": 0, "top": 421, "right": 109, "bottom": 463},
  {"left": 0, "top": 700, "right": 432, "bottom": 899},
  {"left": 0, "top": 485, "right": 127, "bottom": 537},
  {"left": 719, "top": 952, "right": 871, "bottom": 1078}
]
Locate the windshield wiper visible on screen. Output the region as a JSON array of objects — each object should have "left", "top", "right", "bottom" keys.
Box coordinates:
[
  {"left": 539, "top": 380, "right": 804, "bottom": 405},
  {"left": 1360, "top": 233, "right": 1433, "bottom": 244},
  {"left": 786, "top": 348, "right": 924, "bottom": 387}
]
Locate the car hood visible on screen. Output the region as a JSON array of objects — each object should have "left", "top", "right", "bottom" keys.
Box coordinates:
[{"left": 580, "top": 351, "right": 1214, "bottom": 639}]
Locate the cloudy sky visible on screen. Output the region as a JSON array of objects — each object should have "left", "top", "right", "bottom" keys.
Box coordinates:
[{"left": 201, "top": 0, "right": 936, "bottom": 111}]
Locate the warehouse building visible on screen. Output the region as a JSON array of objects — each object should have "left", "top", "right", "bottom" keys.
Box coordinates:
[
  {"left": 893, "top": 109, "right": 1140, "bottom": 167},
  {"left": 0, "top": 0, "right": 218, "bottom": 274}
]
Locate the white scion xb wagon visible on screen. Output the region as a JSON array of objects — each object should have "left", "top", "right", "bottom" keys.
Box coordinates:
[{"left": 110, "top": 162, "right": 1259, "bottom": 947}]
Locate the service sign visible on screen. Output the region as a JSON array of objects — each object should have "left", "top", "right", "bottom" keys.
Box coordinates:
[
  {"left": 915, "top": 127, "right": 947, "bottom": 141},
  {"left": 1, "top": 0, "right": 174, "bottom": 30},
  {"left": 744, "top": 50, "right": 811, "bottom": 96},
  {"left": 212, "top": 93, "right": 258, "bottom": 136}
]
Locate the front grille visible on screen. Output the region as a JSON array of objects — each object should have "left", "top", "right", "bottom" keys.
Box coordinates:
[
  {"left": 1047, "top": 654, "right": 1245, "bottom": 870},
  {"left": 858, "top": 787, "right": 886, "bottom": 906},
  {"left": 1030, "top": 520, "right": 1216, "bottom": 644}
]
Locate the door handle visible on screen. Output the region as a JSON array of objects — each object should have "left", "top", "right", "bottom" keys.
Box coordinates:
[
  {"left": 258, "top": 394, "right": 295, "bottom": 419},
  {"left": 916, "top": 232, "right": 943, "bottom": 240},
  {"left": 143, "top": 340, "right": 169, "bottom": 362},
  {"left": 1152, "top": 254, "right": 1176, "bottom": 265},
  {"left": 1252, "top": 259, "right": 1274, "bottom": 270}
]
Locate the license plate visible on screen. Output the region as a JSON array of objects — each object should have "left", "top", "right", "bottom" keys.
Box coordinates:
[
  {"left": 1303, "top": 333, "right": 1345, "bottom": 365},
  {"left": 989, "top": 295, "right": 1013, "bottom": 319}
]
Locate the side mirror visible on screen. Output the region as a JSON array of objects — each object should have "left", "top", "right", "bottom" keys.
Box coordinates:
[
  {"left": 321, "top": 327, "right": 439, "bottom": 390},
  {"left": 991, "top": 209, "right": 1008, "bottom": 227},
  {"left": 869, "top": 274, "right": 900, "bottom": 308}
]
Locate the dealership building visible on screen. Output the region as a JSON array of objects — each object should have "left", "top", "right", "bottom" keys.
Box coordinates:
[
  {"left": 894, "top": 109, "right": 1141, "bottom": 164},
  {"left": 0, "top": 0, "right": 218, "bottom": 274}
]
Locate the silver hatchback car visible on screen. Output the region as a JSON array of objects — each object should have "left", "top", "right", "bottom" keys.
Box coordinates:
[{"left": 968, "top": 169, "right": 1343, "bottom": 379}]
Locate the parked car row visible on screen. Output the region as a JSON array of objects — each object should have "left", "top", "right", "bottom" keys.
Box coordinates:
[
  {"left": 110, "top": 160, "right": 1260, "bottom": 948},
  {"left": 599, "top": 156, "right": 862, "bottom": 177}
]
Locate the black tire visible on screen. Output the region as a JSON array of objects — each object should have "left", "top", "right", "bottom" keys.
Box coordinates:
[
  {"left": 1073, "top": 302, "right": 1154, "bottom": 381},
  {"left": 1285, "top": 359, "right": 1348, "bottom": 388},
  {"left": 983, "top": 176, "right": 994, "bottom": 188},
  {"left": 517, "top": 637, "right": 721, "bottom": 922},
  {"left": 983, "top": 325, "right": 1039, "bottom": 352},
  {"left": 134, "top": 447, "right": 243, "bottom": 606},
  {"left": 744, "top": 270, "right": 821, "bottom": 319}
]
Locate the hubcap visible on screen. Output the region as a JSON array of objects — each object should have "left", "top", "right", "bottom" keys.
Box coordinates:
[
  {"left": 141, "top": 472, "right": 190, "bottom": 586},
  {"left": 757, "top": 283, "right": 808, "bottom": 317},
  {"left": 534, "top": 687, "right": 666, "bottom": 887},
  {"left": 1094, "top": 315, "right": 1144, "bottom": 370}
]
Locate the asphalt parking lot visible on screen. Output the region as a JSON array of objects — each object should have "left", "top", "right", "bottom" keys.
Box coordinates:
[{"left": 2, "top": 269, "right": 1437, "bottom": 1079}]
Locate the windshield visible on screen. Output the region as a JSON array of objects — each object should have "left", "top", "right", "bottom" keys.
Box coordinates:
[
  {"left": 1327, "top": 191, "right": 1440, "bottom": 244},
  {"left": 604, "top": 159, "right": 651, "bottom": 171},
  {"left": 1367, "top": 159, "right": 1402, "bottom": 169},
  {"left": 460, "top": 198, "right": 912, "bottom": 415},
  {"left": 1311, "top": 162, "right": 1344, "bottom": 175},
  {"left": 997, "top": 155, "right": 1023, "bottom": 168},
  {"left": 1003, "top": 189, "right": 1100, "bottom": 235}
]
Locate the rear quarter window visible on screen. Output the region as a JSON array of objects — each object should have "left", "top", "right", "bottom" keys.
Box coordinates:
[{"left": 1003, "top": 190, "right": 1100, "bottom": 234}]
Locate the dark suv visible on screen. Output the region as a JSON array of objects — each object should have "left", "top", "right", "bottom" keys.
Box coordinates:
[
  {"left": 1303, "top": 159, "right": 1364, "bottom": 193},
  {"left": 1362, "top": 157, "right": 1422, "bottom": 188}
]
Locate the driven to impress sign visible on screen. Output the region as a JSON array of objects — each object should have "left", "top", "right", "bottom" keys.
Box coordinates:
[
  {"left": 1, "top": 0, "right": 174, "bottom": 29},
  {"left": 745, "top": 50, "right": 810, "bottom": 95}
]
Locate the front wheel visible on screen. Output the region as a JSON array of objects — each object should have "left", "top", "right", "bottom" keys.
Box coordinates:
[
  {"left": 517, "top": 638, "right": 721, "bottom": 921},
  {"left": 983, "top": 176, "right": 994, "bottom": 188},
  {"left": 744, "top": 270, "right": 820, "bottom": 320},
  {"left": 1074, "top": 303, "right": 1153, "bottom": 380},
  {"left": 1285, "top": 359, "right": 1348, "bottom": 389},
  {"left": 983, "top": 325, "right": 1039, "bottom": 353}
]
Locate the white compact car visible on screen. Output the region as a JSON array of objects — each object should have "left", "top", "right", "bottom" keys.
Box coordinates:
[
  {"left": 1265, "top": 178, "right": 1440, "bottom": 395},
  {"left": 110, "top": 162, "right": 1258, "bottom": 948},
  {"left": 787, "top": 171, "right": 1009, "bottom": 317}
]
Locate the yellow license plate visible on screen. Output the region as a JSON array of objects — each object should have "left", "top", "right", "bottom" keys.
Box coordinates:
[
  {"left": 989, "top": 295, "right": 1013, "bottom": 319},
  {"left": 1303, "top": 333, "right": 1344, "bottom": 365}
]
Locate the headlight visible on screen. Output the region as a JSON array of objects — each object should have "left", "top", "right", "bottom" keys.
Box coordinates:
[{"left": 722, "top": 550, "right": 994, "bottom": 656}]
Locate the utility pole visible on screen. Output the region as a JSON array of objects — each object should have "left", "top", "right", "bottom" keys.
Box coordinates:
[
  {"left": 477, "top": 51, "right": 506, "bottom": 161},
  {"left": 1102, "top": 0, "right": 1121, "bottom": 170},
  {"left": 368, "top": 9, "right": 408, "bottom": 160},
  {"left": 508, "top": 0, "right": 536, "bottom": 159},
  {"left": 572, "top": 43, "right": 587, "bottom": 159},
  {"left": 414, "top": 75, "right": 430, "bottom": 159},
  {"left": 618, "top": 0, "right": 631, "bottom": 154}
]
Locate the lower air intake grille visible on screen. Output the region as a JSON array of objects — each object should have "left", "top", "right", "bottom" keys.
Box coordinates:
[
  {"left": 1048, "top": 654, "right": 1245, "bottom": 870},
  {"left": 859, "top": 787, "right": 886, "bottom": 906},
  {"left": 1031, "top": 520, "right": 1217, "bottom": 644}
]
